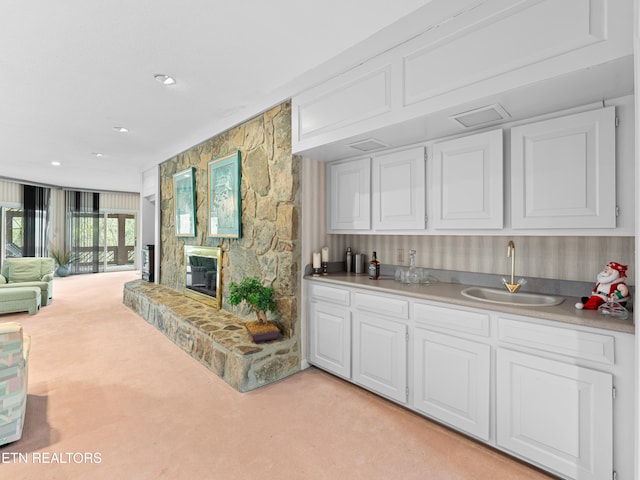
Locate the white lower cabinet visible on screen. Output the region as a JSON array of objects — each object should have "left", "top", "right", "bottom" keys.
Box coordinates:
[
  {"left": 308, "top": 302, "right": 351, "bottom": 379},
  {"left": 496, "top": 349, "right": 613, "bottom": 480},
  {"left": 353, "top": 313, "right": 407, "bottom": 404},
  {"left": 306, "top": 280, "right": 632, "bottom": 479},
  {"left": 413, "top": 328, "right": 490, "bottom": 441}
]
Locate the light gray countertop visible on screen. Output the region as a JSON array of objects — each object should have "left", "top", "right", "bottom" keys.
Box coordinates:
[{"left": 306, "top": 273, "right": 635, "bottom": 335}]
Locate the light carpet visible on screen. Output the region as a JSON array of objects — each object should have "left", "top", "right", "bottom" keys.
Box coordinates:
[{"left": 0, "top": 271, "right": 554, "bottom": 479}]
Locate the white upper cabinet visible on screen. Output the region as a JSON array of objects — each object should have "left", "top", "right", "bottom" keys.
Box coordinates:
[
  {"left": 510, "top": 107, "right": 616, "bottom": 229},
  {"left": 328, "top": 158, "right": 371, "bottom": 231},
  {"left": 431, "top": 129, "right": 503, "bottom": 229},
  {"left": 328, "top": 147, "right": 425, "bottom": 232},
  {"left": 372, "top": 147, "right": 426, "bottom": 230}
]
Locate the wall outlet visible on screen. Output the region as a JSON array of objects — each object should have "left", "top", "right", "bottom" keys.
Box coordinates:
[{"left": 397, "top": 249, "right": 404, "bottom": 264}]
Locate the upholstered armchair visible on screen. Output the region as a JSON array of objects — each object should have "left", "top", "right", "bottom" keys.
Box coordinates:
[
  {"left": 0, "top": 322, "right": 30, "bottom": 446},
  {"left": 0, "top": 257, "right": 55, "bottom": 306}
]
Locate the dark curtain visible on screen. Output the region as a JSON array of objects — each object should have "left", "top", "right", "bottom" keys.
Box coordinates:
[
  {"left": 66, "top": 190, "right": 101, "bottom": 274},
  {"left": 22, "top": 185, "right": 51, "bottom": 257}
]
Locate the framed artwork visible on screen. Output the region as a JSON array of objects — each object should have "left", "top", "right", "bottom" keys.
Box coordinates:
[
  {"left": 173, "top": 167, "right": 196, "bottom": 237},
  {"left": 208, "top": 151, "right": 241, "bottom": 238}
]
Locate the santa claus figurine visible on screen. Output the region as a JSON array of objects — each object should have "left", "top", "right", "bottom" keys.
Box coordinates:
[{"left": 575, "top": 261, "right": 630, "bottom": 310}]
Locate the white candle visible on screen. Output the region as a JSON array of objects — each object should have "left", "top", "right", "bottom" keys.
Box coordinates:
[
  {"left": 321, "top": 247, "right": 329, "bottom": 262},
  {"left": 313, "top": 252, "right": 321, "bottom": 268}
]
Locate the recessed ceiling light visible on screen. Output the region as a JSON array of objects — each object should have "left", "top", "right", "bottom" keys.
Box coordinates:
[
  {"left": 113, "top": 126, "right": 129, "bottom": 133},
  {"left": 154, "top": 74, "right": 176, "bottom": 85},
  {"left": 92, "top": 153, "right": 104, "bottom": 158},
  {"left": 51, "top": 161, "right": 61, "bottom": 166}
]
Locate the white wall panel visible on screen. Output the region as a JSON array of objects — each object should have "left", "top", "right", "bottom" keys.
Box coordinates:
[
  {"left": 296, "top": 64, "right": 392, "bottom": 142},
  {"left": 0, "top": 180, "right": 21, "bottom": 204},
  {"left": 101, "top": 192, "right": 139, "bottom": 211},
  {"left": 403, "top": 0, "right": 606, "bottom": 106}
]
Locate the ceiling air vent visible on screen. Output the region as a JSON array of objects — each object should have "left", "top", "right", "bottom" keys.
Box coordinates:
[
  {"left": 450, "top": 104, "right": 510, "bottom": 128},
  {"left": 347, "top": 138, "right": 388, "bottom": 152}
]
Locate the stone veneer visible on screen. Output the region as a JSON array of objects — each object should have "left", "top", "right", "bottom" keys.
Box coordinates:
[
  {"left": 130, "top": 101, "right": 302, "bottom": 391},
  {"left": 124, "top": 280, "right": 299, "bottom": 392}
]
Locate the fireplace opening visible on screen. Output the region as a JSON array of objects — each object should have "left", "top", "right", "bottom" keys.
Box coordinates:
[{"left": 184, "top": 246, "right": 222, "bottom": 308}]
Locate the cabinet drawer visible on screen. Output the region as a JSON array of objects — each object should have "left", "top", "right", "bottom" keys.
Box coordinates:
[
  {"left": 413, "top": 302, "right": 490, "bottom": 337},
  {"left": 498, "top": 317, "right": 615, "bottom": 365},
  {"left": 354, "top": 292, "right": 409, "bottom": 319},
  {"left": 309, "top": 283, "right": 350, "bottom": 306}
]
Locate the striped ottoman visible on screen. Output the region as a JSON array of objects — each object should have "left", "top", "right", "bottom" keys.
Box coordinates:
[
  {"left": 0, "top": 322, "right": 30, "bottom": 445},
  {"left": 0, "top": 287, "right": 41, "bottom": 315}
]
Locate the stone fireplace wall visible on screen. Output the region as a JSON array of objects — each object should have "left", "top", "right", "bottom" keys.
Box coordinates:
[{"left": 158, "top": 101, "right": 301, "bottom": 341}]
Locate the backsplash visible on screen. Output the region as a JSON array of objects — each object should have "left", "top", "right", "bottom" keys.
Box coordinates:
[{"left": 328, "top": 235, "right": 635, "bottom": 285}]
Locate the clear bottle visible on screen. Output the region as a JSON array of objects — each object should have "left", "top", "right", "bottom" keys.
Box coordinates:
[
  {"left": 406, "top": 249, "right": 419, "bottom": 284},
  {"left": 369, "top": 251, "right": 381, "bottom": 279}
]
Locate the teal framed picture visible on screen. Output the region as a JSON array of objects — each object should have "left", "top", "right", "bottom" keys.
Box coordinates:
[
  {"left": 208, "top": 151, "right": 241, "bottom": 238},
  {"left": 173, "top": 167, "right": 196, "bottom": 237}
]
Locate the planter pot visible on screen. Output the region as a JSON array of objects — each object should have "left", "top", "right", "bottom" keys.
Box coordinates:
[
  {"left": 245, "top": 320, "right": 280, "bottom": 343},
  {"left": 56, "top": 266, "right": 70, "bottom": 277}
]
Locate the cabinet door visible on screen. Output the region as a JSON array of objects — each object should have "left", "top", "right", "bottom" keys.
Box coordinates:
[
  {"left": 431, "top": 129, "right": 503, "bottom": 229},
  {"left": 510, "top": 107, "right": 616, "bottom": 229},
  {"left": 497, "top": 349, "right": 612, "bottom": 480},
  {"left": 353, "top": 313, "right": 407, "bottom": 403},
  {"left": 413, "top": 328, "right": 490, "bottom": 441},
  {"left": 371, "top": 147, "right": 425, "bottom": 230},
  {"left": 328, "top": 158, "right": 371, "bottom": 231},
  {"left": 309, "top": 302, "right": 351, "bottom": 379}
]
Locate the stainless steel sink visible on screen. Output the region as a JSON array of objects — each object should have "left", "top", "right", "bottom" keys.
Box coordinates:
[{"left": 460, "top": 287, "right": 564, "bottom": 307}]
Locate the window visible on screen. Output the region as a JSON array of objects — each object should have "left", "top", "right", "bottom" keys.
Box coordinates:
[{"left": 4, "top": 207, "right": 23, "bottom": 258}]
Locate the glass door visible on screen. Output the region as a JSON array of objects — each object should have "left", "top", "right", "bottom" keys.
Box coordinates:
[
  {"left": 69, "top": 210, "right": 137, "bottom": 273},
  {"left": 69, "top": 211, "right": 102, "bottom": 273},
  {"left": 102, "top": 212, "right": 136, "bottom": 271}
]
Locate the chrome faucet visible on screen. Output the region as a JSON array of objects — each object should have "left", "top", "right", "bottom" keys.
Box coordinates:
[{"left": 503, "top": 240, "right": 525, "bottom": 293}]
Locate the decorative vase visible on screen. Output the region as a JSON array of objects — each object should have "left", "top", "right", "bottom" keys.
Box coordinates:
[{"left": 56, "top": 265, "right": 70, "bottom": 277}]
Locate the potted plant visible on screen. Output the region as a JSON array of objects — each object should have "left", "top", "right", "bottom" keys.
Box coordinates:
[
  {"left": 228, "top": 276, "right": 280, "bottom": 342},
  {"left": 50, "top": 249, "right": 76, "bottom": 277}
]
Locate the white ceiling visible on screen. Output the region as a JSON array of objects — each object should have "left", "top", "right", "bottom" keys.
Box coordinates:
[{"left": 0, "top": 0, "right": 433, "bottom": 193}]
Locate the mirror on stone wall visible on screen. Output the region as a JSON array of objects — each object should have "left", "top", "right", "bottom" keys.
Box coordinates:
[{"left": 184, "top": 245, "right": 222, "bottom": 308}]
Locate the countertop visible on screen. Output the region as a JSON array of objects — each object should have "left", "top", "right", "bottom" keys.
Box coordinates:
[{"left": 305, "top": 273, "right": 635, "bottom": 335}]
